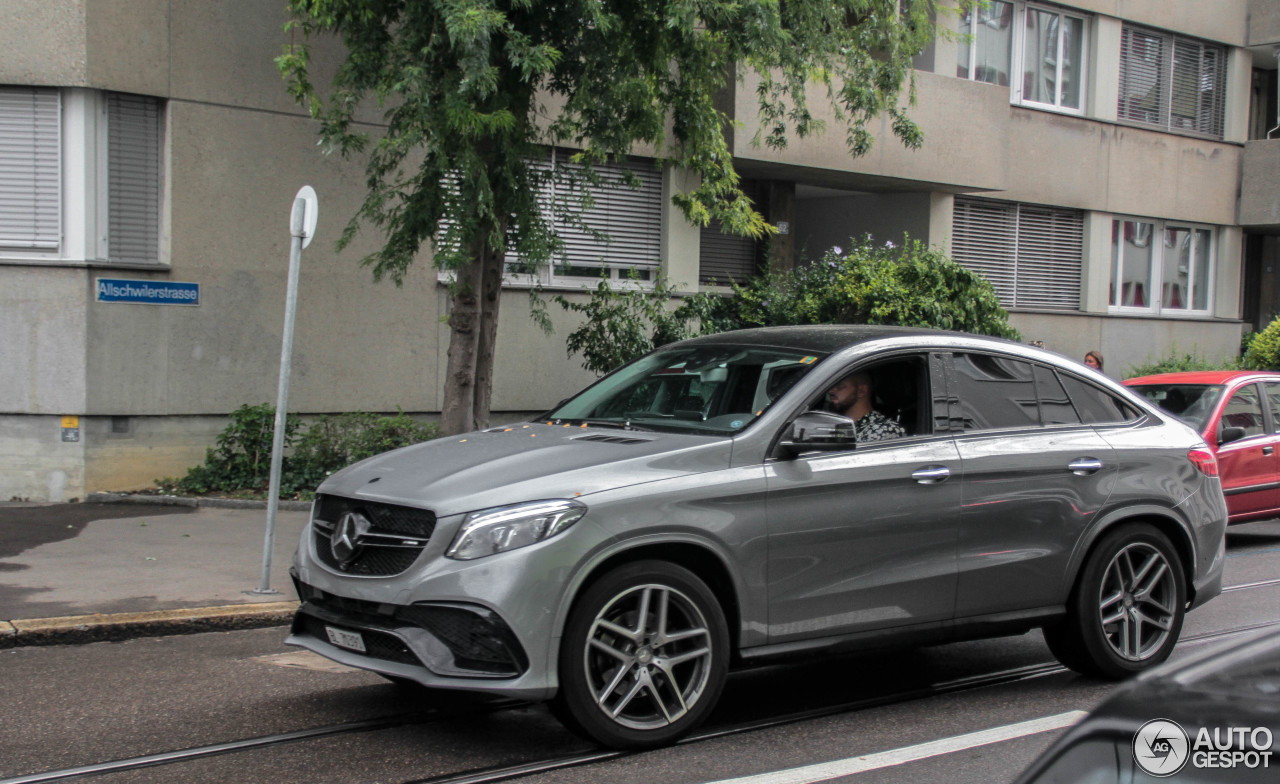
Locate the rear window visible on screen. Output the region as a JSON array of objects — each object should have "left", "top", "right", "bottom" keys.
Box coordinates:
[{"left": 1127, "top": 383, "right": 1223, "bottom": 431}]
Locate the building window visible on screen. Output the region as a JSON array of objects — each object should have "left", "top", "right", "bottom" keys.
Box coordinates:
[
  {"left": 107, "top": 93, "right": 162, "bottom": 265},
  {"left": 952, "top": 197, "right": 1083, "bottom": 311},
  {"left": 699, "top": 179, "right": 760, "bottom": 286},
  {"left": 957, "top": 1, "right": 1087, "bottom": 114},
  {"left": 1110, "top": 218, "right": 1214, "bottom": 316},
  {"left": 1118, "top": 25, "right": 1226, "bottom": 139},
  {"left": 0, "top": 86, "right": 163, "bottom": 264},
  {"left": 498, "top": 149, "right": 662, "bottom": 288},
  {"left": 0, "top": 87, "right": 61, "bottom": 253}
]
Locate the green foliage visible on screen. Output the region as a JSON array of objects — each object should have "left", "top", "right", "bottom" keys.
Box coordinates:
[
  {"left": 290, "top": 411, "right": 442, "bottom": 490},
  {"left": 165, "top": 405, "right": 439, "bottom": 498},
  {"left": 559, "top": 236, "right": 1019, "bottom": 374},
  {"left": 1243, "top": 318, "right": 1280, "bottom": 370},
  {"left": 724, "top": 237, "right": 1019, "bottom": 339},
  {"left": 1124, "top": 344, "right": 1241, "bottom": 379},
  {"left": 278, "top": 0, "right": 965, "bottom": 281},
  {"left": 170, "top": 404, "right": 299, "bottom": 496}
]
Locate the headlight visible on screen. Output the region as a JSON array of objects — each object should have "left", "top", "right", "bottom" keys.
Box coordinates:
[{"left": 446, "top": 499, "right": 587, "bottom": 560}]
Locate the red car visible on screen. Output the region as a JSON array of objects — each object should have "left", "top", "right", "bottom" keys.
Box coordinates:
[{"left": 1125, "top": 370, "right": 1280, "bottom": 525}]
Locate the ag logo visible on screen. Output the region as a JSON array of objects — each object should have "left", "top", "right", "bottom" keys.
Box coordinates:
[
  {"left": 330, "top": 511, "right": 371, "bottom": 567},
  {"left": 1134, "top": 719, "right": 1190, "bottom": 777}
]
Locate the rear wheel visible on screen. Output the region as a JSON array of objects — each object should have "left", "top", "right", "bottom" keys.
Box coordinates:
[
  {"left": 1045, "top": 523, "right": 1186, "bottom": 679},
  {"left": 552, "top": 560, "right": 729, "bottom": 749}
]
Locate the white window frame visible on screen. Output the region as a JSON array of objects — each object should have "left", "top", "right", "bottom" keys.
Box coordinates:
[
  {"left": 1108, "top": 217, "right": 1215, "bottom": 318},
  {"left": 0, "top": 86, "right": 165, "bottom": 267},
  {"left": 957, "top": 1, "right": 1089, "bottom": 116}
]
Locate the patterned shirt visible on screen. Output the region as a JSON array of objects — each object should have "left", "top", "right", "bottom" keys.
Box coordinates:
[{"left": 854, "top": 410, "right": 906, "bottom": 443}]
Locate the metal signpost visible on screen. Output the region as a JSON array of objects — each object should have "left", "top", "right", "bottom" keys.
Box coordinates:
[{"left": 254, "top": 186, "right": 318, "bottom": 595}]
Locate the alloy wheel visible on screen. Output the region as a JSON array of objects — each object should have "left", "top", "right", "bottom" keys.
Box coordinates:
[{"left": 1097, "top": 541, "right": 1177, "bottom": 661}]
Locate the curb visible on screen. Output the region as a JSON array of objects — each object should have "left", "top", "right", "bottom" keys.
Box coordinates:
[
  {"left": 0, "top": 602, "right": 299, "bottom": 649},
  {"left": 86, "top": 492, "right": 312, "bottom": 512}
]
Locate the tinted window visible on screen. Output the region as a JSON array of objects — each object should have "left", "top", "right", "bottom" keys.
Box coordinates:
[
  {"left": 951, "top": 353, "right": 1039, "bottom": 430},
  {"left": 1221, "top": 384, "right": 1264, "bottom": 438},
  {"left": 1060, "top": 374, "right": 1138, "bottom": 424},
  {"left": 1035, "top": 365, "right": 1082, "bottom": 425}
]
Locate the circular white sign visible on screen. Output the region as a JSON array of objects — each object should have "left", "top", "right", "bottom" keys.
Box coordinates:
[
  {"left": 1133, "top": 718, "right": 1190, "bottom": 777},
  {"left": 291, "top": 185, "right": 319, "bottom": 248}
]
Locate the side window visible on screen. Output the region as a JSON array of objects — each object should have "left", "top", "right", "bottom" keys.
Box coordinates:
[
  {"left": 950, "top": 353, "right": 1039, "bottom": 430},
  {"left": 1034, "top": 365, "right": 1082, "bottom": 425},
  {"left": 814, "top": 355, "right": 929, "bottom": 440},
  {"left": 1059, "top": 374, "right": 1139, "bottom": 424},
  {"left": 1265, "top": 382, "right": 1280, "bottom": 435},
  {"left": 1221, "top": 385, "right": 1265, "bottom": 439}
]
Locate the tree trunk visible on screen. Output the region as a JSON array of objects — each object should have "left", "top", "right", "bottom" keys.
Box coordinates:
[
  {"left": 440, "top": 228, "right": 506, "bottom": 435},
  {"left": 471, "top": 241, "right": 504, "bottom": 430},
  {"left": 440, "top": 244, "right": 485, "bottom": 435}
]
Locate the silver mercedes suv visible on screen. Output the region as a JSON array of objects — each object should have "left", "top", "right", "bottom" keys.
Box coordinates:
[{"left": 288, "top": 326, "right": 1227, "bottom": 748}]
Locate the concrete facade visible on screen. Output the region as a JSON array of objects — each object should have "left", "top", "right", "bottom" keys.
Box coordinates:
[{"left": 0, "top": 0, "right": 1271, "bottom": 500}]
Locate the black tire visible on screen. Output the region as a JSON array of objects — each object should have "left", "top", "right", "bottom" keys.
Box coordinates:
[
  {"left": 552, "top": 560, "right": 729, "bottom": 749},
  {"left": 1045, "top": 523, "right": 1186, "bottom": 679}
]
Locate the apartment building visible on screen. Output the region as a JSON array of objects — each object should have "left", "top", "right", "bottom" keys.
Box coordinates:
[{"left": 0, "top": 1, "right": 1272, "bottom": 501}]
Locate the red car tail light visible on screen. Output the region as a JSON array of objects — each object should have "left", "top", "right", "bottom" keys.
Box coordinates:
[{"left": 1188, "top": 448, "right": 1219, "bottom": 477}]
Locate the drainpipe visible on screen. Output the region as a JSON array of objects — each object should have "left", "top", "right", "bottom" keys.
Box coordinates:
[{"left": 1268, "top": 47, "right": 1280, "bottom": 138}]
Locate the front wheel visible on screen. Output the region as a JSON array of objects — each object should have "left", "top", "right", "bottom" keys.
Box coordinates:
[
  {"left": 552, "top": 560, "right": 729, "bottom": 749},
  {"left": 1045, "top": 523, "right": 1186, "bottom": 679}
]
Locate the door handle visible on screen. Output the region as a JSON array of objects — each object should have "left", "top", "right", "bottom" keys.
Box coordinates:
[
  {"left": 912, "top": 466, "right": 952, "bottom": 484},
  {"left": 1068, "top": 458, "right": 1104, "bottom": 475},
  {"left": 1264, "top": 447, "right": 1275, "bottom": 456}
]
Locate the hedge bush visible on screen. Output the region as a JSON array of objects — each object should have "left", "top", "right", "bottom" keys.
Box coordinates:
[
  {"left": 558, "top": 235, "right": 1019, "bottom": 375},
  {"left": 161, "top": 405, "right": 439, "bottom": 498}
]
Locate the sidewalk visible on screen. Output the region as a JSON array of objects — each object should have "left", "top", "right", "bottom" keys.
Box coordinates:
[{"left": 0, "top": 496, "right": 310, "bottom": 647}]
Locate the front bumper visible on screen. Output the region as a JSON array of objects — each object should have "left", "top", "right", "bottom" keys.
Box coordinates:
[{"left": 290, "top": 574, "right": 528, "bottom": 678}]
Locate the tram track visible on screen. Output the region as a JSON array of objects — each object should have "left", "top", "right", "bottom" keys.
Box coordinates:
[{"left": 6, "top": 591, "right": 1280, "bottom": 784}]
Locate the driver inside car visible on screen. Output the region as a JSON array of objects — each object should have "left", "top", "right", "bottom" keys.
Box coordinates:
[{"left": 826, "top": 371, "right": 906, "bottom": 443}]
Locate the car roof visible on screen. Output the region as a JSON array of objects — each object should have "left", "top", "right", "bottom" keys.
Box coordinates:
[
  {"left": 670, "top": 325, "right": 1016, "bottom": 354},
  {"left": 1124, "top": 370, "right": 1280, "bottom": 385}
]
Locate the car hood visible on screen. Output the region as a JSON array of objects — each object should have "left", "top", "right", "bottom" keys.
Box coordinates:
[{"left": 315, "top": 422, "right": 734, "bottom": 518}]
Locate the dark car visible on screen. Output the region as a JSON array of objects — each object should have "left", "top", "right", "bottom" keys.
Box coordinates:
[
  {"left": 1014, "top": 626, "right": 1280, "bottom": 783},
  {"left": 1124, "top": 371, "right": 1280, "bottom": 525},
  {"left": 288, "top": 326, "right": 1227, "bottom": 748}
]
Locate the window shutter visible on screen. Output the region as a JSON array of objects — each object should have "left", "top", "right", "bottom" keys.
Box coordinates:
[
  {"left": 556, "top": 156, "right": 662, "bottom": 272},
  {"left": 1014, "top": 204, "right": 1082, "bottom": 310},
  {"left": 1117, "top": 26, "right": 1166, "bottom": 128},
  {"left": 1118, "top": 24, "right": 1225, "bottom": 140},
  {"left": 953, "top": 197, "right": 1018, "bottom": 304},
  {"left": 699, "top": 220, "right": 757, "bottom": 285},
  {"left": 953, "top": 197, "right": 1081, "bottom": 311},
  {"left": 0, "top": 87, "right": 60, "bottom": 251},
  {"left": 107, "top": 93, "right": 162, "bottom": 264}
]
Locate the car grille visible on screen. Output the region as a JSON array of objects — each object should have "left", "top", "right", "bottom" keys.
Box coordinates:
[
  {"left": 311, "top": 494, "right": 435, "bottom": 576},
  {"left": 293, "top": 580, "right": 528, "bottom": 678}
]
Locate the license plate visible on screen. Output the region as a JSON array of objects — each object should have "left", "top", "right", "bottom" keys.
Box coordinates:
[{"left": 325, "top": 625, "right": 367, "bottom": 653}]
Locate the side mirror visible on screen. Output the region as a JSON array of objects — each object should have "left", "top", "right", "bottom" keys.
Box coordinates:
[
  {"left": 778, "top": 411, "right": 857, "bottom": 457},
  {"left": 1219, "top": 425, "right": 1247, "bottom": 446}
]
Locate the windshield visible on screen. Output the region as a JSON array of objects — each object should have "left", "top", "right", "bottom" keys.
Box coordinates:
[
  {"left": 1128, "top": 383, "right": 1224, "bottom": 432},
  {"left": 548, "top": 344, "right": 828, "bottom": 435}
]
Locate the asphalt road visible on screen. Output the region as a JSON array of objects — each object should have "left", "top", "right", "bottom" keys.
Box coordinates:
[{"left": 2, "top": 520, "right": 1278, "bottom": 784}]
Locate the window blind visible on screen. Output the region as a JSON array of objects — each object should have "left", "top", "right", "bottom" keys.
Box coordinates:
[
  {"left": 953, "top": 197, "right": 1082, "bottom": 311},
  {"left": 1118, "top": 24, "right": 1225, "bottom": 140},
  {"left": 107, "top": 92, "right": 162, "bottom": 264},
  {"left": 0, "top": 87, "right": 60, "bottom": 251}
]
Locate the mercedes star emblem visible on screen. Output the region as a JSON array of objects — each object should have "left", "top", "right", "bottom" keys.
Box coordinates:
[{"left": 331, "top": 511, "right": 371, "bottom": 567}]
